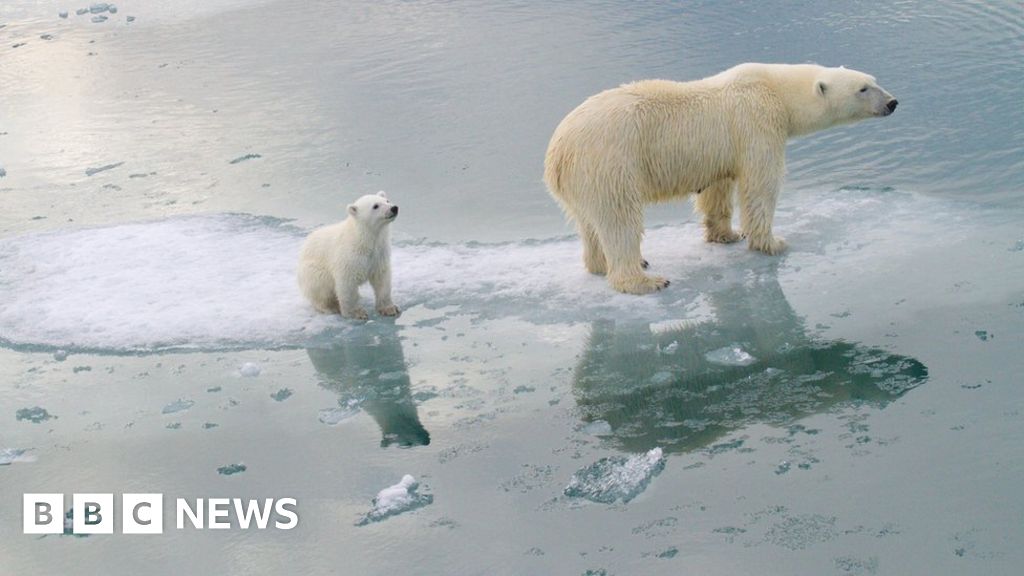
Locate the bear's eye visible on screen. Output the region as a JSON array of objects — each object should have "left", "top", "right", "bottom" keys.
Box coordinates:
[
  {"left": 859, "top": 86, "right": 868, "bottom": 93},
  {"left": 372, "top": 204, "right": 379, "bottom": 210}
]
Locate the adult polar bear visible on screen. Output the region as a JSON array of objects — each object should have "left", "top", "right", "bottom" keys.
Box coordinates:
[{"left": 544, "top": 63, "right": 898, "bottom": 294}]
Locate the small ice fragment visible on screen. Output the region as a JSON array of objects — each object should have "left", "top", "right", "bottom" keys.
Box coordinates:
[
  {"left": 650, "top": 370, "right": 674, "bottom": 384},
  {"left": 705, "top": 345, "right": 757, "bottom": 366},
  {"left": 16, "top": 407, "right": 55, "bottom": 423},
  {"left": 582, "top": 420, "right": 613, "bottom": 436},
  {"left": 318, "top": 402, "right": 361, "bottom": 425},
  {"left": 84, "top": 161, "right": 123, "bottom": 176},
  {"left": 270, "top": 388, "right": 292, "bottom": 401},
  {"left": 59, "top": 11, "right": 69, "bottom": 18},
  {"left": 356, "top": 475, "right": 433, "bottom": 526},
  {"left": 228, "top": 153, "right": 262, "bottom": 165},
  {"left": 775, "top": 460, "right": 791, "bottom": 475},
  {"left": 0, "top": 448, "right": 32, "bottom": 465},
  {"left": 217, "top": 463, "right": 246, "bottom": 476},
  {"left": 564, "top": 447, "right": 665, "bottom": 503},
  {"left": 974, "top": 330, "right": 990, "bottom": 341},
  {"left": 239, "top": 362, "right": 261, "bottom": 377},
  {"left": 126, "top": 16, "right": 135, "bottom": 23},
  {"left": 89, "top": 3, "right": 110, "bottom": 13},
  {"left": 53, "top": 349, "right": 68, "bottom": 361},
  {"left": 108, "top": 5, "right": 118, "bottom": 14},
  {"left": 161, "top": 398, "right": 194, "bottom": 415},
  {"left": 40, "top": 34, "right": 55, "bottom": 40},
  {"left": 0, "top": 167, "right": 6, "bottom": 178},
  {"left": 660, "top": 341, "right": 679, "bottom": 354},
  {"left": 76, "top": 8, "right": 89, "bottom": 16},
  {"left": 91, "top": 15, "right": 108, "bottom": 23}
]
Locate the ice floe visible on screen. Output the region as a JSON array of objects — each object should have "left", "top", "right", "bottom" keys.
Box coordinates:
[
  {"left": 356, "top": 474, "right": 433, "bottom": 526},
  {"left": 564, "top": 447, "right": 665, "bottom": 503}
]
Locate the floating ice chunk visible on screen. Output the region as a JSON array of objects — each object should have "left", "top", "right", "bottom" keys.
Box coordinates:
[
  {"left": 84, "top": 161, "right": 123, "bottom": 176},
  {"left": 53, "top": 349, "right": 68, "bottom": 361},
  {"left": 127, "top": 15, "right": 135, "bottom": 23},
  {"left": 91, "top": 15, "right": 107, "bottom": 23},
  {"left": 660, "top": 340, "right": 679, "bottom": 354},
  {"left": 217, "top": 463, "right": 246, "bottom": 476},
  {"left": 76, "top": 8, "right": 89, "bottom": 16},
  {"left": 239, "top": 362, "right": 261, "bottom": 377},
  {"left": 16, "top": 407, "right": 55, "bottom": 423},
  {"left": 270, "top": 388, "right": 292, "bottom": 401},
  {"left": 0, "top": 448, "right": 34, "bottom": 465},
  {"left": 705, "top": 345, "right": 757, "bottom": 366},
  {"left": 318, "top": 401, "right": 361, "bottom": 425},
  {"left": 356, "top": 475, "right": 433, "bottom": 526},
  {"left": 582, "top": 420, "right": 613, "bottom": 436},
  {"left": 161, "top": 398, "right": 194, "bottom": 415},
  {"left": 0, "top": 168, "right": 6, "bottom": 178},
  {"left": 89, "top": 3, "right": 110, "bottom": 13},
  {"left": 108, "top": 5, "right": 118, "bottom": 14},
  {"left": 229, "top": 153, "right": 262, "bottom": 164},
  {"left": 59, "top": 11, "right": 69, "bottom": 18},
  {"left": 564, "top": 447, "right": 665, "bottom": 504}
]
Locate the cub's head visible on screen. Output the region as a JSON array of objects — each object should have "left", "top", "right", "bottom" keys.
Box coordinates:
[
  {"left": 347, "top": 192, "right": 398, "bottom": 228},
  {"left": 814, "top": 66, "right": 898, "bottom": 125}
]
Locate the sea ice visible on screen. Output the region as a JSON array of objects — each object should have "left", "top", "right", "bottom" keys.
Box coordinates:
[
  {"left": 0, "top": 448, "right": 33, "bottom": 465},
  {"left": 16, "top": 407, "right": 54, "bottom": 423},
  {"left": 84, "top": 162, "right": 123, "bottom": 176},
  {"left": 217, "top": 463, "right": 246, "bottom": 476},
  {"left": 564, "top": 447, "right": 665, "bottom": 503},
  {"left": 582, "top": 420, "right": 613, "bottom": 436},
  {"left": 318, "top": 401, "right": 361, "bottom": 425},
  {"left": 161, "top": 398, "right": 194, "bottom": 415},
  {"left": 59, "top": 11, "right": 69, "bottom": 18},
  {"left": 705, "top": 345, "right": 758, "bottom": 366},
  {"left": 239, "top": 362, "right": 261, "bottom": 377},
  {"left": 91, "top": 15, "right": 107, "bottom": 23},
  {"left": 89, "top": 3, "right": 110, "bottom": 13},
  {"left": 356, "top": 475, "right": 433, "bottom": 526}
]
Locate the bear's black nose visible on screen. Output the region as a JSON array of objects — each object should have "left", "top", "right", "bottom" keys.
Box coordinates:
[
  {"left": 887, "top": 99, "right": 898, "bottom": 113},
  {"left": 390, "top": 205, "right": 399, "bottom": 215}
]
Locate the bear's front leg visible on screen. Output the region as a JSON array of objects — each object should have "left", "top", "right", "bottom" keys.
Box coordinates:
[
  {"left": 695, "top": 180, "right": 742, "bottom": 244},
  {"left": 370, "top": 265, "right": 400, "bottom": 317},
  {"left": 738, "top": 152, "right": 787, "bottom": 255},
  {"left": 334, "top": 276, "right": 369, "bottom": 320}
]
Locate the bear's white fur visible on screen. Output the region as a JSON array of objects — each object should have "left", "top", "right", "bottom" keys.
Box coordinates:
[
  {"left": 544, "top": 63, "right": 898, "bottom": 294},
  {"left": 297, "top": 193, "right": 400, "bottom": 319}
]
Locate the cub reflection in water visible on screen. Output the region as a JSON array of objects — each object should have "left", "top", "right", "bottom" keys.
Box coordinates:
[
  {"left": 306, "top": 323, "right": 429, "bottom": 448},
  {"left": 573, "top": 268, "right": 927, "bottom": 453}
]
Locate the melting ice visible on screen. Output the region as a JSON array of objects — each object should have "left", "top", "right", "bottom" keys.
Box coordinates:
[
  {"left": 356, "top": 475, "right": 433, "bottom": 526},
  {"left": 564, "top": 447, "right": 665, "bottom": 504}
]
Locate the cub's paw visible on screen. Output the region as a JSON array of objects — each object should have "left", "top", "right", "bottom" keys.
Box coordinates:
[{"left": 377, "top": 304, "right": 401, "bottom": 317}]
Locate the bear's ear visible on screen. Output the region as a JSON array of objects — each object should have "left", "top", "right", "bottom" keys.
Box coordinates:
[
  {"left": 348, "top": 204, "right": 358, "bottom": 216},
  {"left": 377, "top": 190, "right": 387, "bottom": 199},
  {"left": 815, "top": 80, "right": 827, "bottom": 97}
]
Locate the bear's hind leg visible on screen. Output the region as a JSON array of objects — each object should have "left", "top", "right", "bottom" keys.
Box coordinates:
[
  {"left": 695, "top": 180, "right": 742, "bottom": 244},
  {"left": 334, "top": 275, "right": 369, "bottom": 320},
  {"left": 578, "top": 219, "right": 608, "bottom": 275},
  {"left": 594, "top": 208, "right": 669, "bottom": 295}
]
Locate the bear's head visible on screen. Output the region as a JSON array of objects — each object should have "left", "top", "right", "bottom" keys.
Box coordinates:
[
  {"left": 347, "top": 192, "right": 398, "bottom": 228},
  {"left": 813, "top": 66, "right": 898, "bottom": 126}
]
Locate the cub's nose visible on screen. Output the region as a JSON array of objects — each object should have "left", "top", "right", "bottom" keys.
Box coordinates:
[
  {"left": 886, "top": 99, "right": 898, "bottom": 113},
  {"left": 390, "top": 205, "right": 399, "bottom": 215}
]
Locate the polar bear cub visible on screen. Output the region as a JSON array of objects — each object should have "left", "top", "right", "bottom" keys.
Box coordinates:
[{"left": 298, "top": 192, "right": 400, "bottom": 320}]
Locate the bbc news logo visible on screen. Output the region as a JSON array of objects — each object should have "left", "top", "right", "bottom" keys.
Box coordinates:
[{"left": 24, "top": 494, "right": 298, "bottom": 534}]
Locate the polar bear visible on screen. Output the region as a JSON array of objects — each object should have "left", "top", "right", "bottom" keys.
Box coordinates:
[
  {"left": 297, "top": 192, "right": 400, "bottom": 319},
  {"left": 544, "top": 63, "right": 898, "bottom": 294}
]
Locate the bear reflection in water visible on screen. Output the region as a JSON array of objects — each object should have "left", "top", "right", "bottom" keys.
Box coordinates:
[
  {"left": 573, "top": 268, "right": 927, "bottom": 453},
  {"left": 306, "top": 324, "right": 429, "bottom": 448}
]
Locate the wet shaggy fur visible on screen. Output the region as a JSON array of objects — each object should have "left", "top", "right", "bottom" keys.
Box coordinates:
[{"left": 544, "top": 63, "right": 897, "bottom": 294}]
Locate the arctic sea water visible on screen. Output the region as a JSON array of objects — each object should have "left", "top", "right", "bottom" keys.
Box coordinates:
[{"left": 1, "top": 1, "right": 1022, "bottom": 575}]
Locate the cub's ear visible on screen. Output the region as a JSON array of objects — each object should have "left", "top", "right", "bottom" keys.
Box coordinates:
[
  {"left": 348, "top": 204, "right": 358, "bottom": 216},
  {"left": 377, "top": 191, "right": 387, "bottom": 199},
  {"left": 815, "top": 80, "right": 827, "bottom": 97}
]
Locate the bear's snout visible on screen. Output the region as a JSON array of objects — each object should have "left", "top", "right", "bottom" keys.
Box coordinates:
[
  {"left": 885, "top": 99, "right": 898, "bottom": 114},
  {"left": 390, "top": 205, "right": 399, "bottom": 216}
]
